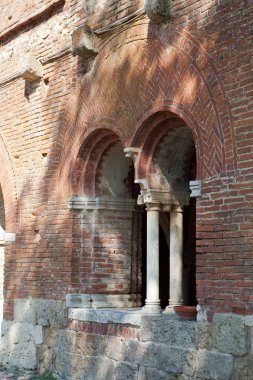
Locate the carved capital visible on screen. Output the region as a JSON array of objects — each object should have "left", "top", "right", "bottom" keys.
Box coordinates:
[{"left": 137, "top": 189, "right": 189, "bottom": 208}]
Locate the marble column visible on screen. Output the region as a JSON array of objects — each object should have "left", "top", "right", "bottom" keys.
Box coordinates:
[
  {"left": 142, "top": 204, "right": 161, "bottom": 314},
  {"left": 164, "top": 206, "right": 184, "bottom": 312}
]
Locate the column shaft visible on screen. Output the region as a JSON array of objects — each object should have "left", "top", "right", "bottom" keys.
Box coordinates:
[
  {"left": 142, "top": 204, "right": 161, "bottom": 314},
  {"left": 170, "top": 207, "right": 184, "bottom": 306},
  {"left": 165, "top": 206, "right": 184, "bottom": 311}
]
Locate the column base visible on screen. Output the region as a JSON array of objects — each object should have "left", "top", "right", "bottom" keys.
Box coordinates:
[
  {"left": 163, "top": 300, "right": 184, "bottom": 314},
  {"left": 142, "top": 300, "right": 161, "bottom": 314}
]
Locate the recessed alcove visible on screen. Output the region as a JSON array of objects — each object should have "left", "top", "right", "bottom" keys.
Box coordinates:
[{"left": 68, "top": 111, "right": 198, "bottom": 314}]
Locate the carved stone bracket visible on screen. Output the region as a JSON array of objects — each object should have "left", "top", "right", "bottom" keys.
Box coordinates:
[
  {"left": 72, "top": 24, "right": 99, "bottom": 58},
  {"left": 18, "top": 53, "right": 43, "bottom": 82},
  {"left": 144, "top": 0, "right": 171, "bottom": 23},
  {"left": 189, "top": 179, "right": 202, "bottom": 197}
]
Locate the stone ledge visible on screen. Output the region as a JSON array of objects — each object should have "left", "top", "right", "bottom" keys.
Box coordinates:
[
  {"left": 68, "top": 308, "right": 144, "bottom": 326},
  {"left": 68, "top": 308, "right": 183, "bottom": 327},
  {"left": 66, "top": 293, "right": 141, "bottom": 308},
  {"left": 68, "top": 196, "right": 136, "bottom": 211}
]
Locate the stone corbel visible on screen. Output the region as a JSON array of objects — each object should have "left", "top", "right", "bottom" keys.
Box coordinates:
[
  {"left": 124, "top": 147, "right": 141, "bottom": 162},
  {"left": 18, "top": 53, "right": 43, "bottom": 82},
  {"left": 144, "top": 0, "right": 171, "bottom": 23},
  {"left": 72, "top": 24, "right": 99, "bottom": 58},
  {"left": 135, "top": 179, "right": 149, "bottom": 191},
  {"left": 189, "top": 179, "right": 202, "bottom": 197}
]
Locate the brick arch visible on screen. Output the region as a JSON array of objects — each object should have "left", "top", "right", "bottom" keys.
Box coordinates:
[
  {"left": 58, "top": 19, "right": 235, "bottom": 199},
  {"left": 130, "top": 107, "right": 203, "bottom": 178},
  {"left": 134, "top": 113, "right": 195, "bottom": 188},
  {"left": 56, "top": 124, "right": 126, "bottom": 200},
  {"left": 75, "top": 128, "right": 124, "bottom": 196},
  {"left": 0, "top": 133, "right": 17, "bottom": 230}
]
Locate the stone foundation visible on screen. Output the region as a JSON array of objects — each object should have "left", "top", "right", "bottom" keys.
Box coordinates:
[
  {"left": 0, "top": 299, "right": 67, "bottom": 369},
  {"left": 1, "top": 299, "right": 253, "bottom": 379}
]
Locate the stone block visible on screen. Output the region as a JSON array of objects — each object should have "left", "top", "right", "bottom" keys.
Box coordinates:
[
  {"left": 250, "top": 327, "right": 253, "bottom": 355},
  {"left": 72, "top": 24, "right": 99, "bottom": 58},
  {"left": 196, "top": 322, "right": 213, "bottom": 350},
  {"left": 37, "top": 344, "right": 54, "bottom": 374},
  {"left": 195, "top": 349, "right": 234, "bottom": 380},
  {"left": 138, "top": 366, "right": 175, "bottom": 380},
  {"left": 66, "top": 293, "right": 91, "bottom": 308},
  {"left": 75, "top": 331, "right": 106, "bottom": 356},
  {"left": 139, "top": 315, "right": 197, "bottom": 348},
  {"left": 68, "top": 307, "right": 142, "bottom": 326},
  {"left": 0, "top": 341, "right": 37, "bottom": 369},
  {"left": 104, "top": 335, "right": 126, "bottom": 361},
  {"left": 44, "top": 328, "right": 59, "bottom": 349},
  {"left": 36, "top": 300, "right": 67, "bottom": 328},
  {"left": 0, "top": 321, "right": 39, "bottom": 369},
  {"left": 245, "top": 315, "right": 253, "bottom": 327},
  {"left": 213, "top": 313, "right": 249, "bottom": 356},
  {"left": 14, "top": 299, "right": 67, "bottom": 328},
  {"left": 235, "top": 357, "right": 253, "bottom": 380},
  {"left": 116, "top": 361, "right": 138, "bottom": 380},
  {"left": 1, "top": 320, "right": 43, "bottom": 344},
  {"left": 18, "top": 53, "right": 43, "bottom": 82},
  {"left": 57, "top": 356, "right": 115, "bottom": 380},
  {"left": 158, "top": 344, "right": 196, "bottom": 378},
  {"left": 91, "top": 294, "right": 135, "bottom": 309},
  {"left": 54, "top": 351, "right": 88, "bottom": 380},
  {"left": 124, "top": 340, "right": 159, "bottom": 368},
  {"left": 14, "top": 299, "right": 36, "bottom": 324},
  {"left": 144, "top": 0, "right": 171, "bottom": 23}
]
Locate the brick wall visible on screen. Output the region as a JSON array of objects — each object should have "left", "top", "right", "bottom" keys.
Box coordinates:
[{"left": 0, "top": 0, "right": 252, "bottom": 320}]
